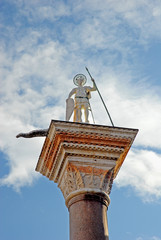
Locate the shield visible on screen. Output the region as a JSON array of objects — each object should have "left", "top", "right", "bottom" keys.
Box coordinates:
[{"left": 66, "top": 98, "right": 74, "bottom": 121}]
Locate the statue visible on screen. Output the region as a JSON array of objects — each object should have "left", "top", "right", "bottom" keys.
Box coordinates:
[
  {"left": 66, "top": 74, "right": 96, "bottom": 123},
  {"left": 16, "top": 74, "right": 96, "bottom": 138},
  {"left": 16, "top": 69, "right": 114, "bottom": 139}
]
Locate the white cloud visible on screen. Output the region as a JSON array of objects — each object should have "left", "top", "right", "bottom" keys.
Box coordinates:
[
  {"left": 0, "top": 36, "right": 70, "bottom": 190},
  {"left": 136, "top": 236, "right": 161, "bottom": 240},
  {"left": 151, "top": 237, "right": 161, "bottom": 240},
  {"left": 64, "top": 0, "right": 161, "bottom": 48},
  {"left": 90, "top": 73, "right": 161, "bottom": 149},
  {"left": 115, "top": 149, "right": 161, "bottom": 201},
  {"left": 0, "top": 112, "right": 43, "bottom": 191},
  {"left": 12, "top": 0, "right": 70, "bottom": 22}
]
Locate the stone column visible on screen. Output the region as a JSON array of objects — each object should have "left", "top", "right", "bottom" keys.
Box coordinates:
[
  {"left": 68, "top": 193, "right": 109, "bottom": 240},
  {"left": 35, "top": 120, "right": 138, "bottom": 240}
]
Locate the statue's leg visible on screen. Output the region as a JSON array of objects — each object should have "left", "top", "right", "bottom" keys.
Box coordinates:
[
  {"left": 84, "top": 103, "right": 89, "bottom": 123},
  {"left": 74, "top": 102, "right": 79, "bottom": 122},
  {"left": 77, "top": 107, "right": 82, "bottom": 122},
  {"left": 73, "top": 108, "right": 77, "bottom": 122},
  {"left": 75, "top": 101, "right": 82, "bottom": 122},
  {"left": 80, "top": 107, "right": 82, "bottom": 122}
]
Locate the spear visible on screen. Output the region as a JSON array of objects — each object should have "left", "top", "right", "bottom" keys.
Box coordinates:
[{"left": 85, "top": 67, "right": 114, "bottom": 127}]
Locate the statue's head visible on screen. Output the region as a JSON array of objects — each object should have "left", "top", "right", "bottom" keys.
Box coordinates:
[{"left": 73, "top": 74, "right": 87, "bottom": 86}]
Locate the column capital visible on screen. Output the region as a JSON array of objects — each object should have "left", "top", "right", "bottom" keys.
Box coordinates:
[{"left": 36, "top": 120, "right": 138, "bottom": 206}]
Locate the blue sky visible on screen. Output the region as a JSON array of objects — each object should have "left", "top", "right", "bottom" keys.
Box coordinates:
[{"left": 1, "top": 0, "right": 161, "bottom": 239}]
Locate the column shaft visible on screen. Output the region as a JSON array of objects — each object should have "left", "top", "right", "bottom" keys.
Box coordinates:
[{"left": 68, "top": 194, "right": 109, "bottom": 240}]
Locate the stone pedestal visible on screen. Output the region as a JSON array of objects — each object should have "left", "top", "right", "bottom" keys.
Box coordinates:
[{"left": 35, "top": 120, "right": 138, "bottom": 239}]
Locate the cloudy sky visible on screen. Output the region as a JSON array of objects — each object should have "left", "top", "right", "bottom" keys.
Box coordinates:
[{"left": 1, "top": 0, "right": 161, "bottom": 239}]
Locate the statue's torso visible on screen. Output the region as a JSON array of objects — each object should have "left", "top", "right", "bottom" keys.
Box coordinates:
[{"left": 75, "top": 86, "right": 88, "bottom": 98}]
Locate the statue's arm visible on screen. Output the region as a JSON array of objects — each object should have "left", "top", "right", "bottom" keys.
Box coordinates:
[
  {"left": 86, "top": 81, "right": 97, "bottom": 92},
  {"left": 91, "top": 80, "right": 97, "bottom": 91},
  {"left": 16, "top": 129, "right": 48, "bottom": 138},
  {"left": 68, "top": 88, "right": 76, "bottom": 98}
]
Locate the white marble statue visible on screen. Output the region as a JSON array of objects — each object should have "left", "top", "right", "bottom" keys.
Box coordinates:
[
  {"left": 66, "top": 74, "right": 96, "bottom": 123},
  {"left": 16, "top": 73, "right": 97, "bottom": 139}
]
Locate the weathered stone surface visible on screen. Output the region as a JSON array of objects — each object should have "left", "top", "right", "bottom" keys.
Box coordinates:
[{"left": 36, "top": 120, "right": 138, "bottom": 205}]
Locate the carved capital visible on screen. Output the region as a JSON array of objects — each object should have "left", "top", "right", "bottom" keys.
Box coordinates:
[
  {"left": 36, "top": 120, "right": 138, "bottom": 206},
  {"left": 58, "top": 162, "right": 114, "bottom": 205}
]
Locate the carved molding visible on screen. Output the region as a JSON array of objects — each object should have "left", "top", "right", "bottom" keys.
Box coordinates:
[{"left": 59, "top": 162, "right": 115, "bottom": 204}]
